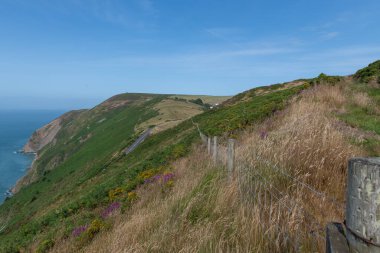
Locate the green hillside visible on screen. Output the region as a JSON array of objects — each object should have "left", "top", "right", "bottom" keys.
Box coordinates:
[
  {"left": 0, "top": 84, "right": 308, "bottom": 252},
  {"left": 0, "top": 61, "right": 379, "bottom": 252}
]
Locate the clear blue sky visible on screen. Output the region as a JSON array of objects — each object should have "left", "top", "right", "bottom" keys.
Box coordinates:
[{"left": 0, "top": 0, "right": 379, "bottom": 110}]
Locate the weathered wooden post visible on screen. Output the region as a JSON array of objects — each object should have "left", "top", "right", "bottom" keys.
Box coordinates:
[
  {"left": 212, "top": 136, "right": 218, "bottom": 163},
  {"left": 207, "top": 137, "right": 211, "bottom": 155},
  {"left": 345, "top": 158, "right": 380, "bottom": 253},
  {"left": 200, "top": 132, "right": 207, "bottom": 145},
  {"left": 227, "top": 138, "right": 235, "bottom": 179},
  {"left": 326, "top": 223, "right": 350, "bottom": 253}
]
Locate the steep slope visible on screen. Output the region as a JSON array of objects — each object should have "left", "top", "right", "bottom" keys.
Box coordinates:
[
  {"left": 22, "top": 116, "right": 62, "bottom": 154},
  {"left": 54, "top": 62, "right": 379, "bottom": 253},
  {"left": 76, "top": 82, "right": 374, "bottom": 253},
  {"left": 0, "top": 93, "right": 216, "bottom": 252},
  {"left": 14, "top": 110, "right": 85, "bottom": 193},
  {"left": 0, "top": 61, "right": 378, "bottom": 252},
  {"left": 0, "top": 83, "right": 306, "bottom": 252}
]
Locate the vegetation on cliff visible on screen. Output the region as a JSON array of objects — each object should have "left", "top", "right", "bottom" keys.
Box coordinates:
[{"left": 0, "top": 61, "right": 379, "bottom": 252}]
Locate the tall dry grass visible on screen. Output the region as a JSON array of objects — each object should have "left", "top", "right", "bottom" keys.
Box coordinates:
[
  {"left": 352, "top": 91, "right": 380, "bottom": 115},
  {"left": 353, "top": 92, "right": 372, "bottom": 108},
  {"left": 52, "top": 84, "right": 366, "bottom": 253},
  {"left": 233, "top": 84, "right": 364, "bottom": 251},
  {"left": 238, "top": 85, "right": 360, "bottom": 197}
]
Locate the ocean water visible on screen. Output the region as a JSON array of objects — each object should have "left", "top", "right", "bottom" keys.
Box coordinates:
[{"left": 0, "top": 110, "right": 64, "bottom": 204}]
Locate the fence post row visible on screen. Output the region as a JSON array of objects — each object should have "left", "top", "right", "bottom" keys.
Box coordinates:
[
  {"left": 213, "top": 136, "right": 218, "bottom": 163},
  {"left": 207, "top": 137, "right": 211, "bottom": 155},
  {"left": 327, "top": 158, "right": 380, "bottom": 253},
  {"left": 227, "top": 138, "right": 235, "bottom": 180}
]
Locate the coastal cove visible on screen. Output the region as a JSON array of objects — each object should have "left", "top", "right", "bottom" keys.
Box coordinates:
[{"left": 0, "top": 110, "right": 64, "bottom": 204}]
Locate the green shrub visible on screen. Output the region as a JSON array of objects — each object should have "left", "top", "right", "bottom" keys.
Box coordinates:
[
  {"left": 171, "top": 144, "right": 186, "bottom": 159},
  {"left": 314, "top": 73, "right": 342, "bottom": 85},
  {"left": 354, "top": 60, "right": 380, "bottom": 83},
  {"left": 3, "top": 244, "right": 20, "bottom": 253},
  {"left": 189, "top": 98, "right": 204, "bottom": 106}
]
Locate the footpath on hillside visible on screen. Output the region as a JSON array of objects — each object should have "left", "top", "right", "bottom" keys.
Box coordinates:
[{"left": 124, "top": 128, "right": 153, "bottom": 155}]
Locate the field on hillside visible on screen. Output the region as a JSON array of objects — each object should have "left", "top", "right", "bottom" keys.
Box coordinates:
[
  {"left": 136, "top": 98, "right": 205, "bottom": 134},
  {"left": 169, "top": 95, "right": 231, "bottom": 105}
]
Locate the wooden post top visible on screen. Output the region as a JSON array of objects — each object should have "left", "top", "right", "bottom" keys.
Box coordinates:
[{"left": 346, "top": 158, "right": 380, "bottom": 251}]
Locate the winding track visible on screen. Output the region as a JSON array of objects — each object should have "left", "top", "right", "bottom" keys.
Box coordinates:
[{"left": 124, "top": 128, "right": 152, "bottom": 155}]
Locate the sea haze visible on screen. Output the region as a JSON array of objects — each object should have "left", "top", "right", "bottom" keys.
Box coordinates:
[{"left": 0, "top": 110, "right": 64, "bottom": 203}]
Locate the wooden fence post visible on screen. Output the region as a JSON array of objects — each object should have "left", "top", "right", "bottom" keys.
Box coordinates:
[
  {"left": 227, "top": 138, "right": 235, "bottom": 179},
  {"left": 345, "top": 158, "right": 380, "bottom": 253},
  {"left": 213, "top": 136, "right": 218, "bottom": 164},
  {"left": 207, "top": 137, "right": 211, "bottom": 155},
  {"left": 326, "top": 223, "right": 350, "bottom": 253}
]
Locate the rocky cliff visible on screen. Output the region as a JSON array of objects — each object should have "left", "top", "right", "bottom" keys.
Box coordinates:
[{"left": 22, "top": 117, "right": 62, "bottom": 153}]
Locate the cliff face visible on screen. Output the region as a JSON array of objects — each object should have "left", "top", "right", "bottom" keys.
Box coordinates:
[
  {"left": 12, "top": 117, "right": 63, "bottom": 193},
  {"left": 22, "top": 117, "right": 62, "bottom": 153}
]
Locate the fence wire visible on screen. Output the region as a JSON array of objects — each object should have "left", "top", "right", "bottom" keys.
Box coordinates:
[{"left": 198, "top": 131, "right": 343, "bottom": 253}]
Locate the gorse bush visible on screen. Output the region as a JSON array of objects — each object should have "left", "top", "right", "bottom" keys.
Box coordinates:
[
  {"left": 314, "top": 73, "right": 342, "bottom": 85},
  {"left": 354, "top": 60, "right": 380, "bottom": 83},
  {"left": 127, "top": 192, "right": 138, "bottom": 202},
  {"left": 78, "top": 218, "right": 107, "bottom": 245},
  {"left": 108, "top": 187, "right": 124, "bottom": 202}
]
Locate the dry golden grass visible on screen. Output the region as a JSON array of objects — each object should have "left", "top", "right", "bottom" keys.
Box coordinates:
[
  {"left": 239, "top": 85, "right": 360, "bottom": 197},
  {"left": 136, "top": 99, "right": 204, "bottom": 134},
  {"left": 52, "top": 85, "right": 368, "bottom": 253},
  {"left": 233, "top": 84, "right": 364, "bottom": 251},
  {"left": 352, "top": 92, "right": 373, "bottom": 108},
  {"left": 351, "top": 91, "right": 380, "bottom": 115}
]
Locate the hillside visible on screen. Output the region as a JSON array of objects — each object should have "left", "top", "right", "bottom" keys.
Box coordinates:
[
  {"left": 74, "top": 62, "right": 378, "bottom": 253},
  {"left": 0, "top": 61, "right": 379, "bottom": 253},
  {"left": 0, "top": 93, "right": 230, "bottom": 252}
]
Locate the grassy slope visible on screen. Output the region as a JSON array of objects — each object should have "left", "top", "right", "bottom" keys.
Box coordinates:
[
  {"left": 337, "top": 62, "right": 380, "bottom": 155},
  {"left": 1, "top": 61, "right": 378, "bottom": 252},
  {"left": 0, "top": 83, "right": 308, "bottom": 252},
  {"left": 75, "top": 67, "right": 379, "bottom": 253},
  {"left": 0, "top": 94, "right": 168, "bottom": 251},
  {"left": 74, "top": 82, "right": 378, "bottom": 253}
]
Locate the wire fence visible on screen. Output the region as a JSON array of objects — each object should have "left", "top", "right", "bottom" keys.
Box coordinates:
[{"left": 195, "top": 126, "right": 345, "bottom": 252}]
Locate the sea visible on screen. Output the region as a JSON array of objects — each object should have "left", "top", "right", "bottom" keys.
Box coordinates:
[{"left": 0, "top": 110, "right": 64, "bottom": 204}]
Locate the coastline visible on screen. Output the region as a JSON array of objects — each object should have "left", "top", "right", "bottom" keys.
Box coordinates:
[
  {"left": 9, "top": 151, "right": 37, "bottom": 195},
  {"left": 4, "top": 150, "right": 37, "bottom": 199},
  {"left": 0, "top": 110, "right": 65, "bottom": 204}
]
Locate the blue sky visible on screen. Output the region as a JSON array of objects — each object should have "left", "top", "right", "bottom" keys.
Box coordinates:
[{"left": 0, "top": 0, "right": 380, "bottom": 110}]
